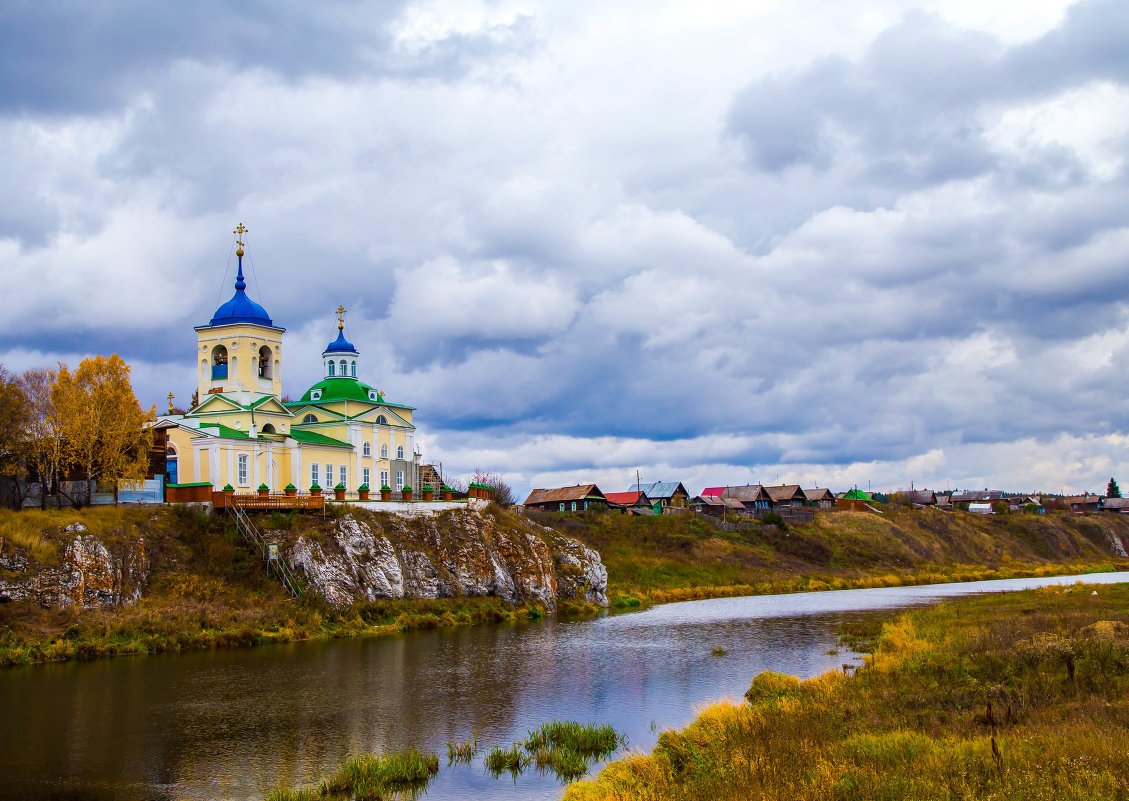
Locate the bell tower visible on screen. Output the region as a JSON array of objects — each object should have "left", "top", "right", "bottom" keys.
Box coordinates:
[{"left": 192, "top": 223, "right": 286, "bottom": 408}]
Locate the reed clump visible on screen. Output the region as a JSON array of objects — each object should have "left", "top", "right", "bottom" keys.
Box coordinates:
[
  {"left": 446, "top": 730, "right": 478, "bottom": 765},
  {"left": 320, "top": 748, "right": 439, "bottom": 798},
  {"left": 483, "top": 743, "right": 531, "bottom": 778},
  {"left": 564, "top": 582, "right": 1129, "bottom": 800}
]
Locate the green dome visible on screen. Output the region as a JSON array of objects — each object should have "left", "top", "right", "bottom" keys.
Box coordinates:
[{"left": 298, "top": 376, "right": 379, "bottom": 403}]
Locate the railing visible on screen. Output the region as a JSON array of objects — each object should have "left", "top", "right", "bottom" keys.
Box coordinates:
[
  {"left": 212, "top": 492, "right": 325, "bottom": 511},
  {"left": 227, "top": 504, "right": 302, "bottom": 599},
  {"left": 211, "top": 364, "right": 228, "bottom": 379}
]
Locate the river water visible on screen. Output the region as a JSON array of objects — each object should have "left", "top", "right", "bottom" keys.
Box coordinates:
[{"left": 2, "top": 571, "right": 1127, "bottom": 801}]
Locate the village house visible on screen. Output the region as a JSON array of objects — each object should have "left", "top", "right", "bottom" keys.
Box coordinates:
[
  {"left": 1101, "top": 498, "right": 1129, "bottom": 514},
  {"left": 523, "top": 485, "right": 608, "bottom": 513},
  {"left": 1067, "top": 493, "right": 1102, "bottom": 513},
  {"left": 690, "top": 495, "right": 746, "bottom": 516},
  {"left": 707, "top": 484, "right": 772, "bottom": 511},
  {"left": 764, "top": 484, "right": 806, "bottom": 508},
  {"left": 604, "top": 490, "right": 657, "bottom": 514},
  {"left": 802, "top": 487, "right": 836, "bottom": 508},
  {"left": 634, "top": 481, "right": 690, "bottom": 510}
]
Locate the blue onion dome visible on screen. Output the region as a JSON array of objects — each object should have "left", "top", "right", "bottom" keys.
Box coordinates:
[
  {"left": 209, "top": 255, "right": 274, "bottom": 326},
  {"left": 324, "top": 327, "right": 357, "bottom": 354}
]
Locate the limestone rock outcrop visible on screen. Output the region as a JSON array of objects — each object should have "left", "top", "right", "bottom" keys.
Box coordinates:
[
  {"left": 283, "top": 509, "right": 608, "bottom": 610},
  {"left": 0, "top": 524, "right": 150, "bottom": 609}
]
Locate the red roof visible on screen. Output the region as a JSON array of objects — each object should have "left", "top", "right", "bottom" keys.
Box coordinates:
[
  {"left": 605, "top": 491, "right": 644, "bottom": 505},
  {"left": 702, "top": 487, "right": 725, "bottom": 497}
]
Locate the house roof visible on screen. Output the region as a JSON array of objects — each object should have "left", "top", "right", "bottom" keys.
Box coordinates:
[
  {"left": 721, "top": 484, "right": 770, "bottom": 502},
  {"left": 692, "top": 495, "right": 745, "bottom": 509},
  {"left": 952, "top": 490, "right": 1006, "bottom": 502},
  {"left": 803, "top": 487, "right": 835, "bottom": 502},
  {"left": 765, "top": 484, "right": 804, "bottom": 502},
  {"left": 1102, "top": 498, "right": 1129, "bottom": 509},
  {"left": 605, "top": 491, "right": 648, "bottom": 506},
  {"left": 637, "top": 481, "right": 688, "bottom": 499},
  {"left": 905, "top": 490, "right": 936, "bottom": 504},
  {"left": 702, "top": 486, "right": 725, "bottom": 497},
  {"left": 524, "top": 485, "right": 606, "bottom": 505},
  {"left": 1066, "top": 494, "right": 1101, "bottom": 505},
  {"left": 198, "top": 422, "right": 249, "bottom": 439},
  {"left": 841, "top": 488, "right": 873, "bottom": 501}
]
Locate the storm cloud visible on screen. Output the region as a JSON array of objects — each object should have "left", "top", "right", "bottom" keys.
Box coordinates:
[{"left": 2, "top": 0, "right": 1128, "bottom": 498}]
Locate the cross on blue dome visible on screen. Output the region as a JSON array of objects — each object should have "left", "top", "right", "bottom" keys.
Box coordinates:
[{"left": 208, "top": 253, "right": 274, "bottom": 327}]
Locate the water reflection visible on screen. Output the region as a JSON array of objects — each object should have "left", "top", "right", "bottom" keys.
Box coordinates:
[{"left": 1, "top": 571, "right": 1126, "bottom": 801}]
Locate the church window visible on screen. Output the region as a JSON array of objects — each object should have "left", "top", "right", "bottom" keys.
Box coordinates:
[
  {"left": 339, "top": 465, "right": 347, "bottom": 488},
  {"left": 302, "top": 414, "right": 318, "bottom": 424},
  {"left": 325, "top": 465, "right": 333, "bottom": 486},
  {"left": 363, "top": 442, "right": 371, "bottom": 457},
  {"left": 396, "top": 470, "right": 404, "bottom": 491},
  {"left": 311, "top": 464, "right": 319, "bottom": 487},
  {"left": 258, "top": 345, "right": 272, "bottom": 378},
  {"left": 237, "top": 454, "right": 249, "bottom": 486},
  {"left": 376, "top": 415, "right": 387, "bottom": 425},
  {"left": 380, "top": 469, "right": 389, "bottom": 488},
  {"left": 261, "top": 423, "right": 276, "bottom": 434},
  {"left": 339, "top": 359, "right": 347, "bottom": 376},
  {"left": 328, "top": 361, "right": 335, "bottom": 376},
  {"left": 363, "top": 467, "right": 370, "bottom": 487},
  {"left": 380, "top": 443, "right": 388, "bottom": 459},
  {"left": 351, "top": 361, "right": 356, "bottom": 377},
  {"left": 396, "top": 445, "right": 404, "bottom": 460},
  {"left": 211, "top": 345, "right": 228, "bottom": 380}
]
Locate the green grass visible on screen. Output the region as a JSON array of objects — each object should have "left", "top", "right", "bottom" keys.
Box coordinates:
[
  {"left": 564, "top": 582, "right": 1129, "bottom": 800},
  {"left": 447, "top": 731, "right": 478, "bottom": 765},
  {"left": 484, "top": 743, "right": 531, "bottom": 777},
  {"left": 321, "top": 748, "right": 439, "bottom": 798},
  {"left": 535, "top": 507, "right": 1129, "bottom": 606}
]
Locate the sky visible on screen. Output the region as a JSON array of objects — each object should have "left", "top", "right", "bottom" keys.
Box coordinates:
[{"left": 2, "top": 0, "right": 1128, "bottom": 499}]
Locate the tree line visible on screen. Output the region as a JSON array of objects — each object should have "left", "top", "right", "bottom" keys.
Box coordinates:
[{"left": 0, "top": 355, "right": 156, "bottom": 509}]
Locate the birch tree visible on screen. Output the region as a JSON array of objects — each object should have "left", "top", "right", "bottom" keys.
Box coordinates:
[
  {"left": 55, "top": 355, "right": 156, "bottom": 506},
  {"left": 0, "top": 365, "right": 30, "bottom": 508},
  {"left": 18, "top": 367, "right": 65, "bottom": 509}
]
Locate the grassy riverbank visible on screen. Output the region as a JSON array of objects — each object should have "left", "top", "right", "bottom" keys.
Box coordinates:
[
  {"left": 537, "top": 507, "right": 1129, "bottom": 607},
  {"left": 1, "top": 504, "right": 1127, "bottom": 668},
  {"left": 565, "top": 581, "right": 1129, "bottom": 800}
]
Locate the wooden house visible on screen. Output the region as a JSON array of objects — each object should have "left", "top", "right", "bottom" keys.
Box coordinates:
[
  {"left": 605, "top": 490, "right": 657, "bottom": 514},
  {"left": 690, "top": 495, "right": 746, "bottom": 516},
  {"left": 636, "top": 481, "right": 690, "bottom": 510},
  {"left": 716, "top": 484, "right": 772, "bottom": 510},
  {"left": 802, "top": 487, "right": 836, "bottom": 508},
  {"left": 765, "top": 484, "right": 806, "bottom": 509},
  {"left": 523, "top": 484, "right": 607, "bottom": 513}
]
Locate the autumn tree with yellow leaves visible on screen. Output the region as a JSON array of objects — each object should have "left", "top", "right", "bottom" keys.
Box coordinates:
[{"left": 54, "top": 355, "right": 156, "bottom": 506}]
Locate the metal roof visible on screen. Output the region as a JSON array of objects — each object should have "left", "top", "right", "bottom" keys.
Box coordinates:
[
  {"left": 634, "top": 481, "right": 688, "bottom": 499},
  {"left": 524, "top": 485, "right": 605, "bottom": 505}
]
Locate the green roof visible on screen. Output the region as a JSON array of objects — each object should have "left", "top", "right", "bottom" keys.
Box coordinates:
[
  {"left": 285, "top": 377, "right": 417, "bottom": 410},
  {"left": 288, "top": 429, "right": 352, "bottom": 448},
  {"left": 842, "top": 488, "right": 873, "bottom": 501},
  {"left": 200, "top": 422, "right": 249, "bottom": 439}
]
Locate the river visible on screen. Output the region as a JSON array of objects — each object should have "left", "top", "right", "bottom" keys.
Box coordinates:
[{"left": 2, "top": 571, "right": 1127, "bottom": 800}]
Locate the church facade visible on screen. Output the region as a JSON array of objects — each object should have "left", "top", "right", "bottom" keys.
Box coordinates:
[{"left": 158, "top": 228, "right": 421, "bottom": 495}]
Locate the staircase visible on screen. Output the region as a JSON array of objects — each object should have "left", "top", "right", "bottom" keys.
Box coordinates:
[{"left": 227, "top": 505, "right": 303, "bottom": 598}]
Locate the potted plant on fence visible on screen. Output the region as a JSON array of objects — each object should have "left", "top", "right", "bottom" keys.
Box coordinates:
[
  {"left": 257, "top": 483, "right": 270, "bottom": 498},
  {"left": 309, "top": 482, "right": 322, "bottom": 497},
  {"left": 358, "top": 483, "right": 370, "bottom": 501},
  {"left": 380, "top": 484, "right": 392, "bottom": 502},
  {"left": 334, "top": 482, "right": 346, "bottom": 501},
  {"left": 441, "top": 484, "right": 453, "bottom": 501},
  {"left": 284, "top": 483, "right": 297, "bottom": 498},
  {"left": 421, "top": 484, "right": 434, "bottom": 501},
  {"left": 402, "top": 485, "right": 413, "bottom": 502}
]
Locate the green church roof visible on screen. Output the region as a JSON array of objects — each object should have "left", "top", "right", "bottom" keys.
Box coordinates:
[{"left": 295, "top": 376, "right": 377, "bottom": 403}]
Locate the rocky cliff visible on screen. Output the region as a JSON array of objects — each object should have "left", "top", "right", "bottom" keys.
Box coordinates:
[
  {"left": 281, "top": 508, "right": 608, "bottom": 610},
  {"left": 0, "top": 523, "right": 150, "bottom": 609},
  {"left": 0, "top": 507, "right": 608, "bottom": 612}
]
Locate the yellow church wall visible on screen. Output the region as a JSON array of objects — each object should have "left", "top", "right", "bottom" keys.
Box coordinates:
[{"left": 195, "top": 322, "right": 284, "bottom": 402}]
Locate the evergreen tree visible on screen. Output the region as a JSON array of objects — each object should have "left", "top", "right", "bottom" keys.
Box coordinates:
[{"left": 1107, "top": 477, "right": 1121, "bottom": 499}]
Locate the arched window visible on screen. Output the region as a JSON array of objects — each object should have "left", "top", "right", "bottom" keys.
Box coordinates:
[
  {"left": 339, "top": 359, "right": 347, "bottom": 376},
  {"left": 328, "top": 361, "right": 335, "bottom": 376},
  {"left": 211, "top": 345, "right": 228, "bottom": 379},
  {"left": 380, "top": 443, "right": 388, "bottom": 459},
  {"left": 375, "top": 415, "right": 387, "bottom": 425},
  {"left": 261, "top": 423, "right": 276, "bottom": 434},
  {"left": 363, "top": 442, "right": 371, "bottom": 457},
  {"left": 396, "top": 445, "right": 404, "bottom": 460},
  {"left": 302, "top": 414, "right": 318, "bottom": 424},
  {"left": 351, "top": 361, "right": 356, "bottom": 377},
  {"left": 258, "top": 345, "right": 272, "bottom": 378}
]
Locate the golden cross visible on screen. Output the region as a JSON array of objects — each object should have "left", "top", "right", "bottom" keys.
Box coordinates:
[
  {"left": 233, "top": 222, "right": 248, "bottom": 248},
  {"left": 336, "top": 305, "right": 347, "bottom": 330},
  {"left": 166, "top": 392, "right": 175, "bottom": 414}
]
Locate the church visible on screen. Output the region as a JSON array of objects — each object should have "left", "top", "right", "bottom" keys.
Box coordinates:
[{"left": 158, "top": 226, "right": 421, "bottom": 496}]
